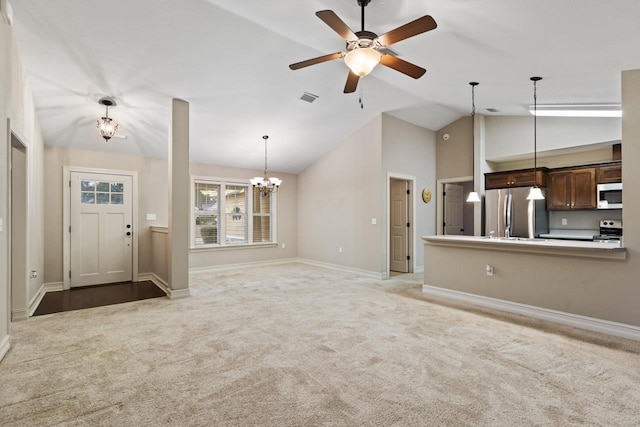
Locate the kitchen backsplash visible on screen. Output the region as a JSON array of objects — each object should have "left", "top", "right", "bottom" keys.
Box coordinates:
[{"left": 548, "top": 209, "right": 622, "bottom": 231}]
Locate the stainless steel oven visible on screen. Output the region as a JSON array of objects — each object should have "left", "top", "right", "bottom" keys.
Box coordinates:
[{"left": 597, "top": 183, "right": 622, "bottom": 209}]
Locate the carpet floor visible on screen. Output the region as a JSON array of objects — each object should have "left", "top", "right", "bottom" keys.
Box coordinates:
[{"left": 1, "top": 263, "right": 639, "bottom": 426}]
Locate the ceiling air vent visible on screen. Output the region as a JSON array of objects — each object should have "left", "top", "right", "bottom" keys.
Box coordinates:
[
  {"left": 486, "top": 108, "right": 499, "bottom": 113},
  {"left": 300, "top": 92, "right": 319, "bottom": 103}
]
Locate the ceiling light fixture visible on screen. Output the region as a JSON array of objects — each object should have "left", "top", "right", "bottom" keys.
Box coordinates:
[
  {"left": 250, "top": 135, "right": 282, "bottom": 196},
  {"left": 344, "top": 46, "right": 381, "bottom": 77},
  {"left": 527, "top": 77, "right": 545, "bottom": 201},
  {"left": 529, "top": 103, "right": 621, "bottom": 117},
  {"left": 97, "top": 97, "right": 118, "bottom": 141},
  {"left": 467, "top": 81, "right": 481, "bottom": 203}
]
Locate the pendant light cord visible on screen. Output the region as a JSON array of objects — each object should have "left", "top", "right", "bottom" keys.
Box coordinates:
[
  {"left": 263, "top": 135, "right": 269, "bottom": 178},
  {"left": 530, "top": 76, "right": 542, "bottom": 184}
]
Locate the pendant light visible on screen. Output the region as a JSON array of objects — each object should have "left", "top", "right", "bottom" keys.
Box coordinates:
[
  {"left": 250, "top": 135, "right": 282, "bottom": 196},
  {"left": 527, "top": 77, "right": 545, "bottom": 200},
  {"left": 466, "top": 81, "right": 481, "bottom": 203},
  {"left": 97, "top": 97, "right": 118, "bottom": 141}
]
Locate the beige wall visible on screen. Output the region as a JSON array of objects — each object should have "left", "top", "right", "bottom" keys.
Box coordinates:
[
  {"left": 43, "top": 146, "right": 169, "bottom": 283},
  {"left": 424, "top": 70, "right": 640, "bottom": 327},
  {"left": 298, "top": 115, "right": 383, "bottom": 274},
  {"left": 436, "top": 116, "right": 473, "bottom": 180},
  {"left": 189, "top": 163, "right": 298, "bottom": 268},
  {"left": 1, "top": 17, "right": 45, "bottom": 354},
  {"left": 381, "top": 114, "right": 437, "bottom": 271}
]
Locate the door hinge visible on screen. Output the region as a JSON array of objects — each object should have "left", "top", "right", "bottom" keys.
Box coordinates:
[
  {"left": 443, "top": 191, "right": 446, "bottom": 197},
  {"left": 69, "top": 270, "right": 71, "bottom": 278},
  {"left": 406, "top": 255, "right": 411, "bottom": 261},
  {"left": 406, "top": 222, "right": 410, "bottom": 228},
  {"left": 443, "top": 222, "right": 446, "bottom": 227},
  {"left": 69, "top": 225, "right": 71, "bottom": 233},
  {"left": 69, "top": 180, "right": 71, "bottom": 187},
  {"left": 406, "top": 189, "right": 410, "bottom": 195}
]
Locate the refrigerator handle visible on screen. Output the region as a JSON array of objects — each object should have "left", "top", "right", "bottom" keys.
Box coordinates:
[{"left": 504, "top": 193, "right": 512, "bottom": 238}]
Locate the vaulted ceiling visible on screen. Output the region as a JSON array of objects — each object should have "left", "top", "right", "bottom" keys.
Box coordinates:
[{"left": 11, "top": 0, "right": 640, "bottom": 173}]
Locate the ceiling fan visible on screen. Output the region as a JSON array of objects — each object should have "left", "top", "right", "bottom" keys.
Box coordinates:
[{"left": 289, "top": 0, "right": 437, "bottom": 93}]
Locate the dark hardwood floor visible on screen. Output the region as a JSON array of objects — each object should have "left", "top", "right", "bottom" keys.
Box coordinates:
[{"left": 33, "top": 281, "right": 167, "bottom": 316}]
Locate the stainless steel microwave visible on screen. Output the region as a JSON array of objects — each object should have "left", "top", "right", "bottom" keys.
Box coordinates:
[{"left": 597, "top": 183, "right": 622, "bottom": 209}]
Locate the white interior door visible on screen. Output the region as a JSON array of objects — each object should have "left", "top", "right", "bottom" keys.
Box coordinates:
[
  {"left": 444, "top": 183, "right": 464, "bottom": 235},
  {"left": 390, "top": 179, "right": 409, "bottom": 273},
  {"left": 70, "top": 172, "right": 133, "bottom": 287}
]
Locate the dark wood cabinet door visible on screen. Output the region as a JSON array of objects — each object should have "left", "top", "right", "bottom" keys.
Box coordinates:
[
  {"left": 547, "top": 172, "right": 571, "bottom": 210},
  {"left": 572, "top": 168, "right": 597, "bottom": 209},
  {"left": 596, "top": 164, "right": 622, "bottom": 184}
]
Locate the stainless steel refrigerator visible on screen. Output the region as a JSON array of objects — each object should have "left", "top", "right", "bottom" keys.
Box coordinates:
[{"left": 485, "top": 187, "right": 549, "bottom": 238}]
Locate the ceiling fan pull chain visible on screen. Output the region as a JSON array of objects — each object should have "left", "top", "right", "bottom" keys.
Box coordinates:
[{"left": 359, "top": 82, "right": 364, "bottom": 109}]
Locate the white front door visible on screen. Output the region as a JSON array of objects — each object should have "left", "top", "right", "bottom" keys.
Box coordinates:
[
  {"left": 444, "top": 183, "right": 464, "bottom": 235},
  {"left": 70, "top": 172, "right": 133, "bottom": 287},
  {"left": 390, "top": 179, "right": 409, "bottom": 273}
]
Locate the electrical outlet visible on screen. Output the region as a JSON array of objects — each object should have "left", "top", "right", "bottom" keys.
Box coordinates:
[
  {"left": 486, "top": 264, "right": 494, "bottom": 276},
  {"left": 281, "top": 243, "right": 286, "bottom": 249},
  {"left": 561, "top": 218, "right": 568, "bottom": 226},
  {"left": 338, "top": 247, "right": 343, "bottom": 253},
  {"left": 371, "top": 218, "right": 377, "bottom": 225}
]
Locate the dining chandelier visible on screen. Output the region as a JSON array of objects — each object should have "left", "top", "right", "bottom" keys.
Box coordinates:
[{"left": 250, "top": 135, "right": 282, "bottom": 196}]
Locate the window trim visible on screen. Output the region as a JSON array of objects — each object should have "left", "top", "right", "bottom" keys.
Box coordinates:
[{"left": 191, "top": 175, "right": 277, "bottom": 250}]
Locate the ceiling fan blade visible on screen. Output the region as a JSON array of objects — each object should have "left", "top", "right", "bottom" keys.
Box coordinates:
[
  {"left": 380, "top": 55, "right": 426, "bottom": 79},
  {"left": 289, "top": 52, "right": 343, "bottom": 70},
  {"left": 344, "top": 71, "right": 360, "bottom": 93},
  {"left": 316, "top": 10, "right": 358, "bottom": 41},
  {"left": 377, "top": 15, "right": 437, "bottom": 46}
]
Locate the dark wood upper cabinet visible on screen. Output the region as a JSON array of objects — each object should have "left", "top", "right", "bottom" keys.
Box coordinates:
[
  {"left": 596, "top": 163, "right": 622, "bottom": 184},
  {"left": 485, "top": 168, "right": 548, "bottom": 190},
  {"left": 547, "top": 168, "right": 596, "bottom": 210}
]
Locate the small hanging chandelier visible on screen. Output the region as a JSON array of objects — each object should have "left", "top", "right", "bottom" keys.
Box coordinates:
[
  {"left": 527, "top": 77, "right": 545, "bottom": 201},
  {"left": 466, "top": 81, "right": 481, "bottom": 203},
  {"left": 250, "top": 135, "right": 282, "bottom": 196},
  {"left": 97, "top": 97, "right": 118, "bottom": 141}
]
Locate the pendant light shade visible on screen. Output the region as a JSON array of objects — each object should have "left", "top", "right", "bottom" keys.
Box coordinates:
[
  {"left": 466, "top": 191, "right": 481, "bottom": 203},
  {"left": 527, "top": 77, "right": 545, "bottom": 201},
  {"left": 344, "top": 47, "right": 381, "bottom": 77}
]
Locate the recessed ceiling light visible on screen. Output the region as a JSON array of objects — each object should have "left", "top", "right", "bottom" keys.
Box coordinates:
[{"left": 529, "top": 104, "right": 621, "bottom": 117}]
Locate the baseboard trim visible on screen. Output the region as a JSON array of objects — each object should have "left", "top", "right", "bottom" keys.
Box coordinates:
[
  {"left": 422, "top": 284, "right": 640, "bottom": 341},
  {"left": 138, "top": 273, "right": 169, "bottom": 295},
  {"left": 138, "top": 273, "right": 189, "bottom": 299},
  {"left": 27, "top": 282, "right": 64, "bottom": 317},
  {"left": 0, "top": 334, "right": 10, "bottom": 362},
  {"left": 44, "top": 282, "right": 64, "bottom": 292},
  {"left": 297, "top": 258, "right": 384, "bottom": 279},
  {"left": 29, "top": 283, "right": 46, "bottom": 316},
  {"left": 11, "top": 308, "right": 27, "bottom": 322},
  {"left": 189, "top": 258, "right": 298, "bottom": 274}
]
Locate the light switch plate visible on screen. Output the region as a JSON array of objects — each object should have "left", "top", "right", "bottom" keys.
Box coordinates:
[{"left": 146, "top": 213, "right": 157, "bottom": 221}]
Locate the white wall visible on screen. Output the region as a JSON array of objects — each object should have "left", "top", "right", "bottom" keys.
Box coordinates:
[
  {"left": 298, "top": 115, "right": 383, "bottom": 274},
  {"left": 381, "top": 114, "right": 437, "bottom": 271},
  {"left": 485, "top": 116, "right": 620, "bottom": 161},
  {"left": 1, "top": 16, "right": 45, "bottom": 358}
]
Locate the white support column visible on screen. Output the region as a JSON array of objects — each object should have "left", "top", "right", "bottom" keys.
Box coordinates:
[{"left": 167, "top": 99, "right": 190, "bottom": 298}]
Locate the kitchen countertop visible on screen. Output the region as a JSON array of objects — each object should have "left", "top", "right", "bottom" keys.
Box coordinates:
[
  {"left": 422, "top": 235, "right": 626, "bottom": 260},
  {"left": 539, "top": 228, "right": 599, "bottom": 241}
]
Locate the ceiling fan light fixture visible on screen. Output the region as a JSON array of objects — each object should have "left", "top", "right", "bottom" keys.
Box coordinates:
[{"left": 344, "top": 47, "right": 381, "bottom": 77}]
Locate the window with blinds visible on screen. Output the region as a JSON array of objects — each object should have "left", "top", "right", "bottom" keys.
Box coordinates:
[{"left": 192, "top": 178, "right": 275, "bottom": 248}]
